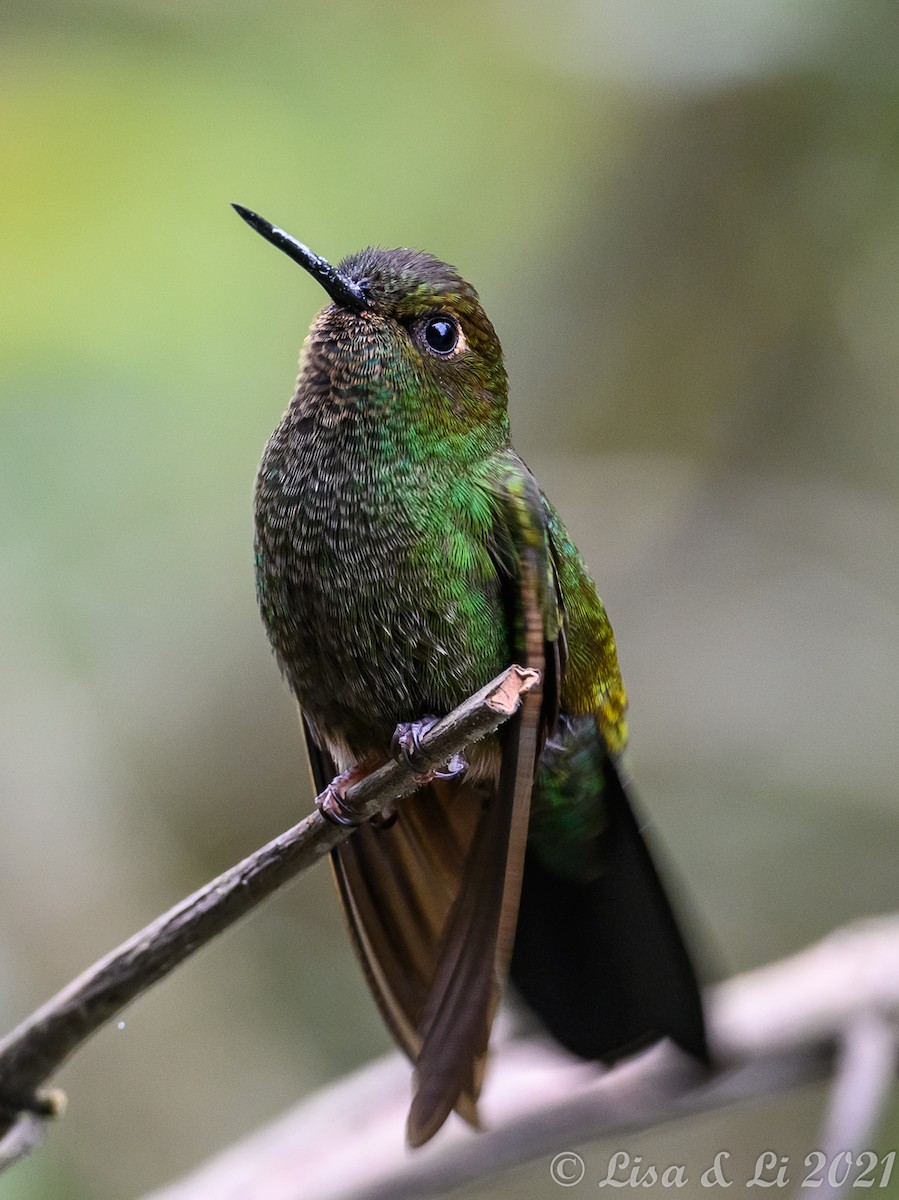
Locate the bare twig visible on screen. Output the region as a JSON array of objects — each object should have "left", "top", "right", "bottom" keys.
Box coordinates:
[
  {"left": 0, "top": 665, "right": 539, "bottom": 1151},
  {"left": 810, "top": 1010, "right": 899, "bottom": 1200},
  {"left": 139, "top": 917, "right": 899, "bottom": 1200},
  {"left": 0, "top": 1112, "right": 50, "bottom": 1173}
]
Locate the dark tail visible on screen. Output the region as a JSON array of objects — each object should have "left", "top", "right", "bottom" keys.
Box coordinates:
[{"left": 510, "top": 754, "right": 709, "bottom": 1064}]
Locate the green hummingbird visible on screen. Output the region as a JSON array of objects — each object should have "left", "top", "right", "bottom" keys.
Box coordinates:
[{"left": 235, "top": 205, "right": 707, "bottom": 1146}]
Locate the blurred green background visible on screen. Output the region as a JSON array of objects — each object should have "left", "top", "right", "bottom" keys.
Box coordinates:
[{"left": 2, "top": 1, "right": 899, "bottom": 1197}]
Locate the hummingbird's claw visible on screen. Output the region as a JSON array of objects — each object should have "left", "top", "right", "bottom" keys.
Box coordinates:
[
  {"left": 317, "top": 780, "right": 365, "bottom": 826},
  {"left": 391, "top": 716, "right": 439, "bottom": 776},
  {"left": 316, "top": 761, "right": 376, "bottom": 826},
  {"left": 433, "top": 752, "right": 468, "bottom": 780},
  {"left": 390, "top": 718, "right": 468, "bottom": 782},
  {"left": 317, "top": 759, "right": 399, "bottom": 827}
]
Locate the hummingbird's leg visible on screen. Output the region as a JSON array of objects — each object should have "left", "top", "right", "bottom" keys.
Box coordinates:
[{"left": 390, "top": 717, "right": 468, "bottom": 782}]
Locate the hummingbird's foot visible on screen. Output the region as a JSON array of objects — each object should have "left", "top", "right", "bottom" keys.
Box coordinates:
[
  {"left": 391, "top": 717, "right": 435, "bottom": 776},
  {"left": 433, "top": 751, "right": 468, "bottom": 780},
  {"left": 316, "top": 763, "right": 373, "bottom": 827},
  {"left": 317, "top": 759, "right": 405, "bottom": 829},
  {"left": 390, "top": 718, "right": 468, "bottom": 782},
  {"left": 317, "top": 781, "right": 363, "bottom": 826}
]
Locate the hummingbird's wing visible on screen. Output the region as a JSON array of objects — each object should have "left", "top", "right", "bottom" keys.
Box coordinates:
[
  {"left": 403, "top": 462, "right": 557, "bottom": 1144},
  {"left": 307, "top": 738, "right": 540, "bottom": 1143},
  {"left": 508, "top": 499, "right": 709, "bottom": 1067},
  {"left": 309, "top": 458, "right": 558, "bottom": 1146},
  {"left": 304, "top": 731, "right": 489, "bottom": 1130}
]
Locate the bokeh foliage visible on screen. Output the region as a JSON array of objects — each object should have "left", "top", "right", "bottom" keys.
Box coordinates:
[{"left": 2, "top": 2, "right": 898, "bottom": 1197}]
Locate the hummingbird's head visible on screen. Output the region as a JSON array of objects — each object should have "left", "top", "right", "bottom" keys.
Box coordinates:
[{"left": 234, "top": 205, "right": 509, "bottom": 440}]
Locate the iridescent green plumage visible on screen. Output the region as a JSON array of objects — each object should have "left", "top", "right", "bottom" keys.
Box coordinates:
[{"left": 239, "top": 206, "right": 706, "bottom": 1146}]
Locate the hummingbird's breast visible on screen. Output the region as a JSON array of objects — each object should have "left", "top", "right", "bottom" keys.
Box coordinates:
[{"left": 253, "top": 363, "right": 510, "bottom": 763}]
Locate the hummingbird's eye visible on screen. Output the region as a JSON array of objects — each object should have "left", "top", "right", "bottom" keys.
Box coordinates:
[{"left": 422, "top": 314, "right": 461, "bottom": 356}]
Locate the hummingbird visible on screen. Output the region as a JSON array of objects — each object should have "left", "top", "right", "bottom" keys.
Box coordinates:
[{"left": 235, "top": 204, "right": 708, "bottom": 1146}]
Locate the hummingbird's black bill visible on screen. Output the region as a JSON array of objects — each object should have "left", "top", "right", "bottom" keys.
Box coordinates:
[{"left": 232, "top": 204, "right": 368, "bottom": 313}]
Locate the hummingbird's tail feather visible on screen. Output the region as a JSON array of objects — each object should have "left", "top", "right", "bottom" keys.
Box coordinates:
[{"left": 510, "top": 752, "right": 709, "bottom": 1066}]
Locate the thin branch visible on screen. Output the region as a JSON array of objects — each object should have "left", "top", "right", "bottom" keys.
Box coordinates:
[
  {"left": 0, "top": 665, "right": 539, "bottom": 1149},
  {"left": 0, "top": 1112, "right": 51, "bottom": 1174},
  {"left": 810, "top": 1010, "right": 899, "bottom": 1200},
  {"left": 139, "top": 916, "right": 899, "bottom": 1200}
]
